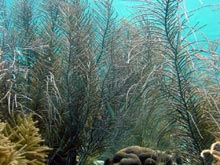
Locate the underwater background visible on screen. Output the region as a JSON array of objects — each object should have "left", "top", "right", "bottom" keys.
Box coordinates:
[
  {"left": 115, "top": 0, "right": 220, "bottom": 41},
  {"left": 1, "top": 0, "right": 220, "bottom": 164},
  {"left": 5, "top": 0, "right": 220, "bottom": 40}
]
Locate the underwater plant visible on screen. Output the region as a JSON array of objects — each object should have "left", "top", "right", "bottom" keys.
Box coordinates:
[{"left": 130, "top": 0, "right": 220, "bottom": 163}]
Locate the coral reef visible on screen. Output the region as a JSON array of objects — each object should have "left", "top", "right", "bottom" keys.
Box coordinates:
[
  {"left": 0, "top": 115, "right": 51, "bottom": 165},
  {"left": 201, "top": 141, "right": 220, "bottom": 164},
  {"left": 104, "top": 146, "right": 179, "bottom": 165}
]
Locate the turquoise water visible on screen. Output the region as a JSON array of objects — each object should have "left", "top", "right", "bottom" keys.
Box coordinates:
[
  {"left": 113, "top": 0, "right": 220, "bottom": 40},
  {"left": 5, "top": 0, "right": 220, "bottom": 40}
]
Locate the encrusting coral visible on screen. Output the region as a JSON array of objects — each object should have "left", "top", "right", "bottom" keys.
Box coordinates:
[{"left": 0, "top": 115, "right": 51, "bottom": 165}]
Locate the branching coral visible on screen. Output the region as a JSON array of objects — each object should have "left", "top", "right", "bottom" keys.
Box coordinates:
[
  {"left": 0, "top": 122, "right": 15, "bottom": 164},
  {"left": 0, "top": 122, "right": 26, "bottom": 165},
  {"left": 201, "top": 141, "right": 220, "bottom": 164},
  {"left": 0, "top": 115, "right": 51, "bottom": 165}
]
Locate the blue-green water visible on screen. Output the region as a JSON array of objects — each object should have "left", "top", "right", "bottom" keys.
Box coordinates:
[
  {"left": 112, "top": 0, "right": 220, "bottom": 40},
  {"left": 5, "top": 0, "right": 220, "bottom": 40}
]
